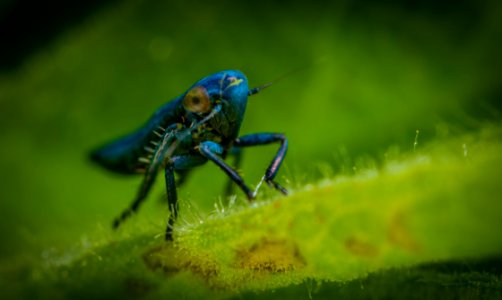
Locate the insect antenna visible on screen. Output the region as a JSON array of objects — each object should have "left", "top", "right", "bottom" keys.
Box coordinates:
[
  {"left": 248, "top": 64, "right": 311, "bottom": 96},
  {"left": 248, "top": 82, "right": 273, "bottom": 96}
]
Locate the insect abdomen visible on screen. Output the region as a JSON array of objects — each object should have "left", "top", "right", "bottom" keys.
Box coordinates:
[
  {"left": 90, "top": 97, "right": 183, "bottom": 174},
  {"left": 90, "top": 128, "right": 150, "bottom": 174}
]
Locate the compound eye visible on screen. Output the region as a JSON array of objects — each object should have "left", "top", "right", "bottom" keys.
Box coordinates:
[{"left": 183, "top": 86, "right": 211, "bottom": 113}]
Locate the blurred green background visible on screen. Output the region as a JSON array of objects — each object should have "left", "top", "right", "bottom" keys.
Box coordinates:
[{"left": 0, "top": 0, "right": 501, "bottom": 297}]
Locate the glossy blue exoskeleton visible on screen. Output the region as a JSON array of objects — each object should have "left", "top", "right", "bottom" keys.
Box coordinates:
[{"left": 90, "top": 70, "right": 288, "bottom": 240}]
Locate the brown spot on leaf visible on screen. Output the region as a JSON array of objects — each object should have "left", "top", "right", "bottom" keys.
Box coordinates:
[
  {"left": 314, "top": 207, "right": 326, "bottom": 225},
  {"left": 143, "top": 244, "right": 181, "bottom": 276},
  {"left": 143, "top": 243, "right": 222, "bottom": 288},
  {"left": 180, "top": 252, "right": 219, "bottom": 279},
  {"left": 345, "top": 237, "right": 379, "bottom": 257},
  {"left": 235, "top": 238, "right": 306, "bottom": 273},
  {"left": 388, "top": 212, "right": 420, "bottom": 252},
  {"left": 143, "top": 238, "right": 305, "bottom": 290}
]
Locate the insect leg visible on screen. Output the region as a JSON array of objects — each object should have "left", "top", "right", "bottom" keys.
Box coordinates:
[
  {"left": 164, "top": 161, "right": 177, "bottom": 240},
  {"left": 113, "top": 131, "right": 176, "bottom": 229},
  {"left": 234, "top": 133, "right": 288, "bottom": 195},
  {"left": 224, "top": 146, "right": 243, "bottom": 197},
  {"left": 165, "top": 154, "right": 207, "bottom": 240},
  {"left": 198, "top": 141, "right": 254, "bottom": 200},
  {"left": 157, "top": 169, "right": 191, "bottom": 205},
  {"left": 112, "top": 159, "right": 162, "bottom": 229}
]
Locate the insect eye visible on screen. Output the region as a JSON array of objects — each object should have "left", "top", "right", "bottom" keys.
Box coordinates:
[{"left": 183, "top": 86, "right": 211, "bottom": 113}]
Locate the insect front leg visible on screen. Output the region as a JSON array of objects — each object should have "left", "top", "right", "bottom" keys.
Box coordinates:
[
  {"left": 198, "top": 141, "right": 254, "bottom": 200},
  {"left": 166, "top": 154, "right": 207, "bottom": 240},
  {"left": 164, "top": 161, "right": 177, "bottom": 241},
  {"left": 113, "top": 130, "right": 177, "bottom": 229},
  {"left": 234, "top": 133, "right": 288, "bottom": 195}
]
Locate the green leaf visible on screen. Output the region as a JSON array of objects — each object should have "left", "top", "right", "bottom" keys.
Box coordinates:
[{"left": 19, "top": 123, "right": 502, "bottom": 299}]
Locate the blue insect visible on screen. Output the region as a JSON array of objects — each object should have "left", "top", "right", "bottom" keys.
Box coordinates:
[{"left": 90, "top": 70, "right": 288, "bottom": 240}]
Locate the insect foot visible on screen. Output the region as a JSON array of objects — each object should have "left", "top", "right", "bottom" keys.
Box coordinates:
[
  {"left": 252, "top": 175, "right": 289, "bottom": 198},
  {"left": 266, "top": 179, "right": 288, "bottom": 195},
  {"left": 113, "top": 208, "right": 134, "bottom": 229}
]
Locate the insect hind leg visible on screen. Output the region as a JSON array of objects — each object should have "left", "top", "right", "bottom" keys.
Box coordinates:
[{"left": 112, "top": 158, "right": 161, "bottom": 229}]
